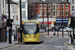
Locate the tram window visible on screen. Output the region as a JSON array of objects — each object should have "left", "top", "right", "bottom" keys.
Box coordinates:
[
  {"left": 37, "top": 24, "right": 39, "bottom": 32},
  {"left": 24, "top": 25, "right": 36, "bottom": 34}
]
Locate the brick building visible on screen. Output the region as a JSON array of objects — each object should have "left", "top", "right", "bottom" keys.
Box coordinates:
[{"left": 29, "top": 0, "right": 71, "bottom": 27}]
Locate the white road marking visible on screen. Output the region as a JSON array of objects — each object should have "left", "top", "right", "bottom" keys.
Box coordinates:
[
  {"left": 2, "top": 45, "right": 19, "bottom": 50},
  {"left": 1, "top": 49, "right": 5, "bottom": 50},
  {"left": 32, "top": 46, "right": 40, "bottom": 50},
  {"left": 32, "top": 45, "right": 47, "bottom": 50}
]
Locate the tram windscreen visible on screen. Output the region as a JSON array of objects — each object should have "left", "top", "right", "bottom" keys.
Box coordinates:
[{"left": 24, "top": 22, "right": 36, "bottom": 34}]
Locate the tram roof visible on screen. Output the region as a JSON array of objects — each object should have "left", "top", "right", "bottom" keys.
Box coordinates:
[{"left": 23, "top": 20, "right": 39, "bottom": 24}]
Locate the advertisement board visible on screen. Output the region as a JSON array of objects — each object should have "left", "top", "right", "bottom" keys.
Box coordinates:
[{"left": 12, "top": 25, "right": 16, "bottom": 30}]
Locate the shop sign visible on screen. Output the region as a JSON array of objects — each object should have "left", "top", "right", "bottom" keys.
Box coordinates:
[
  {"left": 12, "top": 25, "right": 16, "bottom": 30},
  {"left": 16, "top": 21, "right": 20, "bottom": 25}
]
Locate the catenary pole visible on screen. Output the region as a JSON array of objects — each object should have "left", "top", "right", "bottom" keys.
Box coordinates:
[
  {"left": 20, "top": 0, "right": 22, "bottom": 42},
  {"left": 8, "top": 0, "right": 12, "bottom": 44}
]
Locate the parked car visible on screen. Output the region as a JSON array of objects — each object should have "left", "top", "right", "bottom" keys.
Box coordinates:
[
  {"left": 60, "top": 27, "right": 72, "bottom": 31},
  {"left": 50, "top": 27, "right": 54, "bottom": 31},
  {"left": 46, "top": 27, "right": 50, "bottom": 31},
  {"left": 55, "top": 26, "right": 59, "bottom": 31}
]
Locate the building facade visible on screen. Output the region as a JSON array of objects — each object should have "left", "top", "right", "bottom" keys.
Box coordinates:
[
  {"left": 13, "top": 0, "right": 28, "bottom": 21},
  {"left": 6, "top": 0, "right": 19, "bottom": 25},
  {"left": 29, "top": 0, "right": 71, "bottom": 27},
  {"left": 64, "top": 0, "right": 75, "bottom": 16},
  {"left": 69, "top": 0, "right": 75, "bottom": 16},
  {"left": 0, "top": 0, "right": 6, "bottom": 19},
  {"left": 56, "top": 2, "right": 71, "bottom": 17}
]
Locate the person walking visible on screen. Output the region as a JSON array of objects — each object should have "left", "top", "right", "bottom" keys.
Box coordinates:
[{"left": 53, "top": 29, "right": 55, "bottom": 35}]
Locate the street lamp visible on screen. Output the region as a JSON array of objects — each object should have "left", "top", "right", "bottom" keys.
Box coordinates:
[
  {"left": 68, "top": 9, "right": 70, "bottom": 37},
  {"left": 47, "top": 4, "right": 49, "bottom": 35},
  {"left": 42, "top": 0, "right": 45, "bottom": 27},
  {"left": 20, "top": 0, "right": 22, "bottom": 42},
  {"left": 8, "top": 0, "right": 12, "bottom": 44},
  {"left": 61, "top": 2, "right": 64, "bottom": 37},
  {"left": 68, "top": 9, "right": 69, "bottom": 27},
  {"left": 28, "top": 0, "right": 30, "bottom": 20}
]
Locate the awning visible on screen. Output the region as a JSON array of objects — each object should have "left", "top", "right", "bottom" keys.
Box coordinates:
[
  {"left": 56, "top": 17, "right": 68, "bottom": 23},
  {"left": 56, "top": 21, "right": 68, "bottom": 23}
]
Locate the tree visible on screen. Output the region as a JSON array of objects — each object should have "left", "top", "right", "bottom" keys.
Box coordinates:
[{"left": 17, "top": 27, "right": 20, "bottom": 32}]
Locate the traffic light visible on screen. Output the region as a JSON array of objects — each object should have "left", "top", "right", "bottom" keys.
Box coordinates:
[
  {"left": 7, "top": 19, "right": 13, "bottom": 26},
  {"left": 10, "top": 19, "right": 13, "bottom": 27},
  {"left": 70, "top": 17, "right": 75, "bottom": 27},
  {"left": 7, "top": 19, "right": 10, "bottom": 26},
  {"left": 53, "top": 21, "right": 55, "bottom": 24}
]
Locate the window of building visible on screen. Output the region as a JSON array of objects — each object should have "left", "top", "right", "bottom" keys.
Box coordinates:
[
  {"left": 66, "top": 4, "right": 68, "bottom": 8},
  {"left": 3, "top": 0, "right": 4, "bottom": 8},
  {"left": 6, "top": 6, "right": 8, "bottom": 13},
  {"left": 16, "top": 2, "right": 19, "bottom": 5},
  {"left": 53, "top": 5, "right": 55, "bottom": 10},
  {"left": 57, "top": 5, "right": 59, "bottom": 8},
  {"left": 40, "top": 4, "right": 42, "bottom": 8},
  {"left": 72, "top": 0, "right": 74, "bottom": 4},
  {"left": 22, "top": 11, "right": 26, "bottom": 18},
  {"left": 61, "top": 11, "right": 64, "bottom": 16},
  {"left": 57, "top": 11, "right": 59, "bottom": 16},
  {"left": 16, "top": 16, "right": 18, "bottom": 20},
  {"left": 13, "top": 7, "right": 15, "bottom": 13},
  {"left": 44, "top": 4, "right": 46, "bottom": 9},
  {"left": 53, "top": 12, "right": 55, "bottom": 16},
  {"left": 13, "top": 16, "right": 14, "bottom": 23},
  {"left": 49, "top": 4, "right": 51, "bottom": 8},
  {"left": 72, "top": 6, "right": 74, "bottom": 11},
  {"left": 48, "top": 11, "right": 51, "bottom": 16},
  {"left": 61, "top": 4, "right": 64, "bottom": 8},
  {"left": 40, "top": 10, "right": 42, "bottom": 16},
  {"left": 44, "top": 11, "right": 46, "bottom": 16},
  {"left": 66, "top": 11, "right": 68, "bottom": 15},
  {"left": 22, "top": 2, "right": 25, "bottom": 8}
]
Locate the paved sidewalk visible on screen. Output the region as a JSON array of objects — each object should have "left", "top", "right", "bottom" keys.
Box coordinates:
[
  {"left": 0, "top": 41, "right": 18, "bottom": 49},
  {"left": 64, "top": 41, "right": 75, "bottom": 50}
]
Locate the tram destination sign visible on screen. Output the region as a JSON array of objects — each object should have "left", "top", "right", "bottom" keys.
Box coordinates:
[{"left": 25, "top": 22, "right": 36, "bottom": 25}]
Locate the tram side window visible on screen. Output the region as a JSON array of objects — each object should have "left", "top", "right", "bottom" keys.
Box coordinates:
[{"left": 37, "top": 26, "right": 39, "bottom": 32}]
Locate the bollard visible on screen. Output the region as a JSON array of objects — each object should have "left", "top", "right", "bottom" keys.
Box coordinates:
[
  {"left": 73, "top": 36, "right": 75, "bottom": 46},
  {"left": 71, "top": 35, "right": 73, "bottom": 44},
  {"left": 57, "top": 31, "right": 59, "bottom": 37},
  {"left": 68, "top": 31, "right": 69, "bottom": 37}
]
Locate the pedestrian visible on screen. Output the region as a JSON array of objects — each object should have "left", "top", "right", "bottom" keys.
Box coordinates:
[
  {"left": 53, "top": 29, "right": 55, "bottom": 35},
  {"left": 14, "top": 34, "right": 16, "bottom": 41}
]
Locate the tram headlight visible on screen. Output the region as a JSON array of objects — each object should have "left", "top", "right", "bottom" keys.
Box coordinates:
[
  {"left": 33, "top": 35, "right": 36, "bottom": 38},
  {"left": 25, "top": 35, "right": 27, "bottom": 38}
]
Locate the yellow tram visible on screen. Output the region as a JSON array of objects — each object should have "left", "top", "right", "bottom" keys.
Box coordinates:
[{"left": 22, "top": 20, "right": 45, "bottom": 43}]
